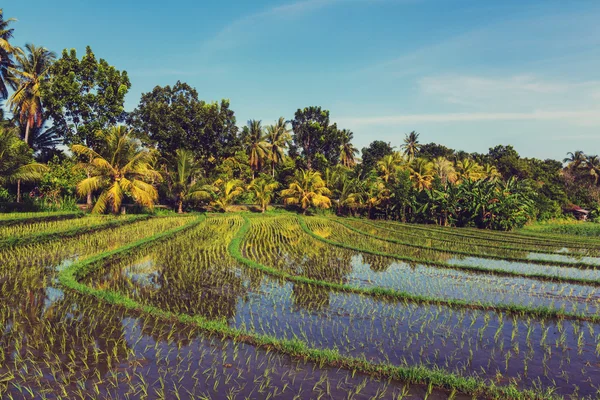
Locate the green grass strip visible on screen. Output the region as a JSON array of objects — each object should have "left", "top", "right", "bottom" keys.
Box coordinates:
[
  {"left": 0, "top": 214, "right": 151, "bottom": 249},
  {"left": 295, "top": 215, "right": 600, "bottom": 322},
  {"left": 58, "top": 214, "right": 558, "bottom": 400},
  {"left": 0, "top": 211, "right": 83, "bottom": 227},
  {"left": 335, "top": 217, "right": 600, "bottom": 270}
]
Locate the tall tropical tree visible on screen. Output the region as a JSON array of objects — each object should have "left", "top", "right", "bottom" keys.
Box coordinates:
[
  {"left": 246, "top": 120, "right": 270, "bottom": 179},
  {"left": 248, "top": 177, "right": 279, "bottom": 213},
  {"left": 72, "top": 126, "right": 161, "bottom": 214},
  {"left": 584, "top": 155, "right": 600, "bottom": 185},
  {"left": 280, "top": 169, "right": 331, "bottom": 214},
  {"left": 456, "top": 158, "right": 484, "bottom": 181},
  {"left": 409, "top": 158, "right": 434, "bottom": 190},
  {"left": 339, "top": 129, "right": 359, "bottom": 168},
  {"left": 431, "top": 157, "right": 457, "bottom": 186},
  {"left": 0, "top": 9, "right": 20, "bottom": 99},
  {"left": 7, "top": 44, "right": 56, "bottom": 145},
  {"left": 0, "top": 127, "right": 47, "bottom": 201},
  {"left": 401, "top": 131, "right": 421, "bottom": 162},
  {"left": 265, "top": 117, "right": 291, "bottom": 177},
  {"left": 563, "top": 151, "right": 586, "bottom": 170},
  {"left": 164, "top": 149, "right": 207, "bottom": 213},
  {"left": 376, "top": 152, "right": 405, "bottom": 183}
]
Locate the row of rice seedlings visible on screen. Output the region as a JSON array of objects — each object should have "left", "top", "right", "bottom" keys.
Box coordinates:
[
  {"left": 303, "top": 216, "right": 600, "bottom": 287},
  {"left": 0, "top": 211, "right": 82, "bottom": 226},
  {"left": 239, "top": 215, "right": 600, "bottom": 316},
  {"left": 521, "top": 222, "right": 600, "bottom": 238},
  {"left": 0, "top": 216, "right": 196, "bottom": 303},
  {"left": 346, "top": 217, "right": 600, "bottom": 262},
  {"left": 57, "top": 216, "right": 562, "bottom": 399},
  {"left": 0, "top": 214, "right": 117, "bottom": 238},
  {"left": 68, "top": 217, "right": 600, "bottom": 393},
  {"left": 374, "top": 218, "right": 600, "bottom": 251},
  {"left": 1, "top": 287, "right": 445, "bottom": 400}
]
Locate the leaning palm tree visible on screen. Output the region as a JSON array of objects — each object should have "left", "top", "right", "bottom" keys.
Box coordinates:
[
  {"left": 248, "top": 177, "right": 279, "bottom": 213},
  {"left": 0, "top": 127, "right": 47, "bottom": 201},
  {"left": 339, "top": 129, "right": 359, "bottom": 168},
  {"left": 280, "top": 169, "right": 331, "bottom": 214},
  {"left": 0, "top": 9, "right": 21, "bottom": 99},
  {"left": 401, "top": 131, "right": 421, "bottom": 162},
  {"left": 164, "top": 149, "right": 207, "bottom": 213},
  {"left": 265, "top": 117, "right": 291, "bottom": 177},
  {"left": 563, "top": 151, "right": 586, "bottom": 170},
  {"left": 247, "top": 120, "right": 271, "bottom": 179},
  {"left": 7, "top": 44, "right": 56, "bottom": 145},
  {"left": 72, "top": 126, "right": 162, "bottom": 214}
]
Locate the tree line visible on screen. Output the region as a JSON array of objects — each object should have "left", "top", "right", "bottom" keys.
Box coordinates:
[{"left": 0, "top": 9, "right": 598, "bottom": 230}]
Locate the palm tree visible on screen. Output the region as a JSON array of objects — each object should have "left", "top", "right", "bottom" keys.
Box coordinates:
[
  {"left": 72, "top": 126, "right": 162, "bottom": 214},
  {"left": 247, "top": 120, "right": 270, "bottom": 179},
  {"left": 248, "top": 177, "right": 279, "bottom": 213},
  {"left": 0, "top": 9, "right": 20, "bottom": 99},
  {"left": 280, "top": 169, "right": 331, "bottom": 214},
  {"left": 563, "top": 151, "right": 586, "bottom": 170},
  {"left": 409, "top": 158, "right": 434, "bottom": 190},
  {"left": 339, "top": 129, "right": 359, "bottom": 168},
  {"left": 401, "top": 131, "right": 421, "bottom": 162},
  {"left": 210, "top": 179, "right": 244, "bottom": 212},
  {"left": 483, "top": 163, "right": 501, "bottom": 181},
  {"left": 0, "top": 127, "right": 47, "bottom": 201},
  {"left": 7, "top": 44, "right": 56, "bottom": 145},
  {"left": 376, "top": 152, "right": 404, "bottom": 183},
  {"left": 456, "top": 158, "right": 484, "bottom": 181},
  {"left": 164, "top": 149, "right": 207, "bottom": 213},
  {"left": 584, "top": 155, "right": 600, "bottom": 185},
  {"left": 265, "top": 117, "right": 291, "bottom": 177},
  {"left": 431, "top": 157, "right": 457, "bottom": 187}
]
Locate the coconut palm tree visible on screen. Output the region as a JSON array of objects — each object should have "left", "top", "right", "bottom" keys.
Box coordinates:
[
  {"left": 248, "top": 177, "right": 279, "bottom": 212},
  {"left": 339, "top": 129, "right": 359, "bottom": 168},
  {"left": 483, "top": 163, "right": 501, "bottom": 181},
  {"left": 247, "top": 120, "right": 271, "bottom": 179},
  {"left": 210, "top": 179, "right": 244, "bottom": 212},
  {"left": 280, "top": 169, "right": 331, "bottom": 214},
  {"left": 164, "top": 149, "right": 208, "bottom": 213},
  {"left": 0, "top": 126, "right": 47, "bottom": 201},
  {"left": 563, "top": 151, "right": 586, "bottom": 170},
  {"left": 72, "top": 126, "right": 162, "bottom": 214},
  {"left": 584, "top": 155, "right": 600, "bottom": 185},
  {"left": 456, "top": 158, "right": 484, "bottom": 181},
  {"left": 265, "top": 117, "right": 291, "bottom": 177},
  {"left": 401, "top": 131, "right": 421, "bottom": 162},
  {"left": 7, "top": 44, "right": 56, "bottom": 145},
  {"left": 409, "top": 158, "right": 434, "bottom": 190},
  {"left": 0, "top": 9, "right": 21, "bottom": 99},
  {"left": 376, "top": 152, "right": 405, "bottom": 183},
  {"left": 431, "top": 157, "right": 457, "bottom": 186}
]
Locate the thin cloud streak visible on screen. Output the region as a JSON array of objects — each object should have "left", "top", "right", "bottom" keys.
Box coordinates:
[{"left": 337, "top": 110, "right": 600, "bottom": 126}]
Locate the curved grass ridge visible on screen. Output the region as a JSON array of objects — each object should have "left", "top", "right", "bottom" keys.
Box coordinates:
[
  {"left": 57, "top": 214, "right": 558, "bottom": 400},
  {"left": 353, "top": 217, "right": 593, "bottom": 257},
  {"left": 304, "top": 217, "right": 600, "bottom": 288},
  {"left": 335, "top": 218, "right": 600, "bottom": 270},
  {"left": 0, "top": 214, "right": 151, "bottom": 249},
  {"left": 0, "top": 211, "right": 83, "bottom": 227},
  {"left": 295, "top": 215, "right": 600, "bottom": 322}
]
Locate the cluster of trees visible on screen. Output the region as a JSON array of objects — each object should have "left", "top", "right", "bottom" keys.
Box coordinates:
[{"left": 0, "top": 9, "right": 598, "bottom": 230}]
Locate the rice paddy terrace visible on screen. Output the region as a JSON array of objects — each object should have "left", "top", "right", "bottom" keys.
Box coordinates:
[{"left": 2, "top": 211, "right": 600, "bottom": 399}]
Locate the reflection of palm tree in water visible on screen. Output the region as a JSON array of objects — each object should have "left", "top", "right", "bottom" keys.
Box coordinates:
[{"left": 361, "top": 253, "right": 394, "bottom": 272}]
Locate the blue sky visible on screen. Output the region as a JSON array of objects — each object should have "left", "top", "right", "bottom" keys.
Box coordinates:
[{"left": 4, "top": 0, "right": 600, "bottom": 160}]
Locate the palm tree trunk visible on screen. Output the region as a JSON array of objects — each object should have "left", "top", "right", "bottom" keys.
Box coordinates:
[
  {"left": 178, "top": 199, "right": 183, "bottom": 214},
  {"left": 16, "top": 180, "right": 21, "bottom": 203},
  {"left": 272, "top": 161, "right": 275, "bottom": 178},
  {"left": 24, "top": 120, "right": 31, "bottom": 146}
]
